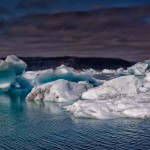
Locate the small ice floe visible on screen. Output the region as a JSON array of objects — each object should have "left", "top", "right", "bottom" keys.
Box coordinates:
[{"left": 102, "top": 69, "right": 116, "bottom": 74}]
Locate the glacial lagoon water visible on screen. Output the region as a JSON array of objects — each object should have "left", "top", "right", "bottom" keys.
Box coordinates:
[{"left": 0, "top": 91, "right": 150, "bottom": 150}]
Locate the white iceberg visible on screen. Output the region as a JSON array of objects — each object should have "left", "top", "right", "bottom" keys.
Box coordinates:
[
  {"left": 145, "top": 72, "right": 150, "bottom": 82},
  {"left": 115, "top": 68, "right": 126, "bottom": 76},
  {"left": 82, "top": 75, "right": 142, "bottom": 100},
  {"left": 127, "top": 62, "right": 148, "bottom": 75},
  {"left": 26, "top": 79, "right": 92, "bottom": 102},
  {"left": 64, "top": 100, "right": 122, "bottom": 119},
  {"left": 102, "top": 69, "right": 115, "bottom": 74},
  {"left": 64, "top": 92, "right": 150, "bottom": 119},
  {"left": 82, "top": 68, "right": 101, "bottom": 76}
]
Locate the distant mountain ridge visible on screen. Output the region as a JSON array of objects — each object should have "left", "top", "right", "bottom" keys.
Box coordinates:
[{"left": 12, "top": 57, "right": 132, "bottom": 71}]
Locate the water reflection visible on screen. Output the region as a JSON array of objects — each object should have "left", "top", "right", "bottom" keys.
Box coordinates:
[
  {"left": 0, "top": 90, "right": 68, "bottom": 115},
  {"left": 27, "top": 100, "right": 67, "bottom": 115}
]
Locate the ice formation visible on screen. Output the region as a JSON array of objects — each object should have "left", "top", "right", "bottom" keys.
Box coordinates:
[
  {"left": 64, "top": 73, "right": 150, "bottom": 119},
  {"left": 82, "top": 75, "right": 143, "bottom": 100},
  {"left": 26, "top": 79, "right": 92, "bottom": 102},
  {"left": 115, "top": 68, "right": 126, "bottom": 76},
  {"left": 16, "top": 71, "right": 41, "bottom": 90},
  {"left": 17, "top": 65, "right": 100, "bottom": 89},
  {"left": 64, "top": 100, "right": 122, "bottom": 119},
  {"left": 35, "top": 65, "right": 99, "bottom": 86},
  {"left": 1, "top": 55, "right": 150, "bottom": 120},
  {"left": 127, "top": 62, "right": 148, "bottom": 75},
  {"left": 145, "top": 72, "right": 150, "bottom": 82},
  {"left": 5, "top": 55, "right": 27, "bottom": 75},
  {"left": 64, "top": 92, "right": 150, "bottom": 119},
  {"left": 102, "top": 69, "right": 115, "bottom": 74},
  {"left": 144, "top": 59, "right": 150, "bottom": 69},
  {"left": 0, "top": 55, "right": 27, "bottom": 91}
]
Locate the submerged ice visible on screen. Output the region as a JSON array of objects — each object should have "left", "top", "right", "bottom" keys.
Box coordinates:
[{"left": 1, "top": 55, "right": 150, "bottom": 120}]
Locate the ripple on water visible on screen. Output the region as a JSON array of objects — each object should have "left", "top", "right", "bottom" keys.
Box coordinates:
[{"left": 0, "top": 92, "right": 150, "bottom": 149}]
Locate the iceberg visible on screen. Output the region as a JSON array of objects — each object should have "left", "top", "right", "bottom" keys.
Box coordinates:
[
  {"left": 64, "top": 100, "right": 122, "bottom": 119},
  {"left": 5, "top": 55, "right": 27, "bottom": 76},
  {"left": 18, "top": 65, "right": 100, "bottom": 89},
  {"left": 145, "top": 72, "right": 150, "bottom": 82},
  {"left": 82, "top": 75, "right": 143, "bottom": 100},
  {"left": 127, "top": 62, "right": 148, "bottom": 75},
  {"left": 26, "top": 79, "right": 92, "bottom": 102},
  {"left": 1, "top": 55, "right": 150, "bottom": 120},
  {"left": 144, "top": 59, "right": 150, "bottom": 69},
  {"left": 16, "top": 71, "right": 41, "bottom": 90},
  {"left": 115, "top": 68, "right": 126, "bottom": 76},
  {"left": 102, "top": 69, "right": 115, "bottom": 74},
  {"left": 64, "top": 92, "right": 150, "bottom": 119},
  {"left": 0, "top": 55, "right": 27, "bottom": 91},
  {"left": 82, "top": 68, "right": 101, "bottom": 76},
  {"left": 0, "top": 69, "right": 16, "bottom": 91},
  {"left": 35, "top": 65, "right": 99, "bottom": 86}
]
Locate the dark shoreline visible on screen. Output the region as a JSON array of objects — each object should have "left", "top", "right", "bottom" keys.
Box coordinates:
[{"left": 6, "top": 56, "right": 132, "bottom": 71}]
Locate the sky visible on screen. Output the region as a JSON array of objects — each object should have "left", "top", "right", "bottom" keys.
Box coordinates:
[
  {"left": 0, "top": 0, "right": 150, "bottom": 61},
  {"left": 0, "top": 0, "right": 150, "bottom": 15}
]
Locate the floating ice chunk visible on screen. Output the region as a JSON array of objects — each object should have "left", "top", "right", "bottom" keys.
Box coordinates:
[
  {"left": 26, "top": 79, "right": 92, "bottom": 102},
  {"left": 18, "top": 65, "right": 99, "bottom": 89},
  {"left": 115, "top": 68, "right": 126, "bottom": 76},
  {"left": 143, "top": 81, "right": 150, "bottom": 91},
  {"left": 0, "top": 55, "right": 27, "bottom": 91},
  {"left": 16, "top": 76, "right": 34, "bottom": 90},
  {"left": 127, "top": 62, "right": 148, "bottom": 75},
  {"left": 65, "top": 92, "right": 150, "bottom": 119},
  {"left": 144, "top": 59, "right": 150, "bottom": 69},
  {"left": 36, "top": 65, "right": 99, "bottom": 86},
  {"left": 138, "top": 87, "right": 149, "bottom": 93},
  {"left": 5, "top": 55, "right": 27, "bottom": 75},
  {"left": 64, "top": 100, "right": 122, "bottom": 119},
  {"left": 123, "top": 107, "right": 150, "bottom": 119},
  {"left": 145, "top": 72, "right": 150, "bottom": 82},
  {"left": 0, "top": 70, "right": 16, "bottom": 91},
  {"left": 16, "top": 71, "right": 41, "bottom": 90},
  {"left": 82, "top": 68, "right": 101, "bottom": 76},
  {"left": 82, "top": 75, "right": 142, "bottom": 100},
  {"left": 102, "top": 69, "right": 115, "bottom": 74}
]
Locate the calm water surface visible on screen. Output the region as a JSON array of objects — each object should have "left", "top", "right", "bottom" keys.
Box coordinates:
[{"left": 0, "top": 91, "right": 150, "bottom": 150}]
